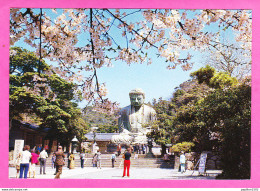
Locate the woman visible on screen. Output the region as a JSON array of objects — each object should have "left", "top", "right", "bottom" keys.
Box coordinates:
[
  {"left": 15, "top": 153, "right": 22, "bottom": 178},
  {"left": 19, "top": 145, "right": 31, "bottom": 179},
  {"left": 69, "top": 153, "right": 75, "bottom": 169},
  {"left": 92, "top": 153, "right": 97, "bottom": 167},
  {"left": 30, "top": 149, "right": 39, "bottom": 178}
]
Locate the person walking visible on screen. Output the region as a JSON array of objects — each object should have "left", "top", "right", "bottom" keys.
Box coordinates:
[
  {"left": 39, "top": 148, "right": 48, "bottom": 174},
  {"left": 111, "top": 152, "right": 116, "bottom": 168},
  {"left": 80, "top": 152, "right": 85, "bottom": 168},
  {"left": 96, "top": 150, "right": 102, "bottom": 169},
  {"left": 19, "top": 145, "right": 31, "bottom": 179},
  {"left": 54, "top": 146, "right": 65, "bottom": 179},
  {"left": 122, "top": 148, "right": 131, "bottom": 178},
  {"left": 30, "top": 149, "right": 39, "bottom": 178},
  {"left": 180, "top": 151, "right": 186, "bottom": 173}
]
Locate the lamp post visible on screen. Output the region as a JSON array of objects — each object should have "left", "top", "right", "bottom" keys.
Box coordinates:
[{"left": 71, "top": 136, "right": 78, "bottom": 154}]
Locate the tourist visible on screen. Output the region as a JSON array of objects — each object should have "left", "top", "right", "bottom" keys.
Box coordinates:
[
  {"left": 15, "top": 153, "right": 22, "bottom": 178},
  {"left": 44, "top": 144, "right": 49, "bottom": 153},
  {"left": 122, "top": 148, "right": 131, "bottom": 177},
  {"left": 36, "top": 144, "right": 42, "bottom": 153},
  {"left": 54, "top": 146, "right": 65, "bottom": 179},
  {"left": 19, "top": 145, "right": 31, "bottom": 179},
  {"left": 96, "top": 150, "right": 102, "bottom": 169},
  {"left": 30, "top": 149, "right": 39, "bottom": 178},
  {"left": 136, "top": 144, "right": 140, "bottom": 154},
  {"left": 139, "top": 144, "right": 143, "bottom": 154},
  {"left": 51, "top": 153, "right": 56, "bottom": 169},
  {"left": 69, "top": 153, "right": 75, "bottom": 169},
  {"left": 143, "top": 144, "right": 146, "bottom": 154},
  {"left": 92, "top": 153, "right": 97, "bottom": 167},
  {"left": 180, "top": 151, "right": 186, "bottom": 173},
  {"left": 117, "top": 144, "right": 121, "bottom": 156},
  {"left": 39, "top": 148, "right": 48, "bottom": 174},
  {"left": 67, "top": 152, "right": 71, "bottom": 168},
  {"left": 80, "top": 152, "right": 85, "bottom": 168},
  {"left": 111, "top": 152, "right": 116, "bottom": 168}
]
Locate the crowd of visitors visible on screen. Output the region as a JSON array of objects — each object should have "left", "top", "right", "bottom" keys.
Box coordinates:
[{"left": 14, "top": 144, "right": 185, "bottom": 179}]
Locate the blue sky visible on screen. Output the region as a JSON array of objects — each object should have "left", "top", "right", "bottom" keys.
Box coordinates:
[{"left": 12, "top": 8, "right": 243, "bottom": 108}]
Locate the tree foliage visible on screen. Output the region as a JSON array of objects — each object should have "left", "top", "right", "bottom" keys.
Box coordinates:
[
  {"left": 150, "top": 65, "right": 250, "bottom": 179},
  {"left": 9, "top": 47, "right": 89, "bottom": 145}
]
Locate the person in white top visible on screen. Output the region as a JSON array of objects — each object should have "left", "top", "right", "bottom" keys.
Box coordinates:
[
  {"left": 19, "top": 145, "right": 31, "bottom": 179},
  {"left": 39, "top": 148, "right": 48, "bottom": 174},
  {"left": 180, "top": 151, "right": 186, "bottom": 173}
]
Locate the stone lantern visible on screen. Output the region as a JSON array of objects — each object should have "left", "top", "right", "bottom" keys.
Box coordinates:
[{"left": 71, "top": 136, "right": 78, "bottom": 154}]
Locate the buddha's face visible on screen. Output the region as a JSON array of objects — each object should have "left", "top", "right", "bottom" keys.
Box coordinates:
[{"left": 130, "top": 94, "right": 144, "bottom": 106}]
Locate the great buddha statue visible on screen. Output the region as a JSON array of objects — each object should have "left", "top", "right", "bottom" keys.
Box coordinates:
[{"left": 112, "top": 88, "right": 156, "bottom": 144}]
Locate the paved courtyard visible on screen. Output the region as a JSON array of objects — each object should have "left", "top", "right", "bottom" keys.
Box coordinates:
[{"left": 9, "top": 166, "right": 222, "bottom": 180}]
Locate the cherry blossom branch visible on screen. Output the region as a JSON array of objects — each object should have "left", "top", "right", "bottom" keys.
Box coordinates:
[
  {"left": 90, "top": 8, "right": 103, "bottom": 102},
  {"left": 105, "top": 9, "right": 158, "bottom": 49}
]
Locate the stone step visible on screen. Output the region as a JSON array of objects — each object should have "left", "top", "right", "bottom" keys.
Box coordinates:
[{"left": 44, "top": 157, "right": 174, "bottom": 168}]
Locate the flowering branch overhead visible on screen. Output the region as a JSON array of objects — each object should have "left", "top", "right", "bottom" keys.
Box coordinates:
[{"left": 10, "top": 8, "right": 251, "bottom": 112}]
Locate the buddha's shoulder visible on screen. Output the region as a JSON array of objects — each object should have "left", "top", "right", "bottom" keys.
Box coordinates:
[
  {"left": 119, "top": 105, "right": 131, "bottom": 112},
  {"left": 143, "top": 104, "right": 156, "bottom": 112}
]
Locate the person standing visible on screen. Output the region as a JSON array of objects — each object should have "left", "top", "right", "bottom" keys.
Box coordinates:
[
  {"left": 180, "top": 151, "right": 186, "bottom": 173},
  {"left": 51, "top": 153, "right": 56, "bottom": 169},
  {"left": 39, "top": 148, "right": 48, "bottom": 174},
  {"left": 122, "top": 148, "right": 131, "bottom": 177},
  {"left": 117, "top": 144, "right": 121, "bottom": 156},
  {"left": 30, "top": 150, "right": 39, "bottom": 178},
  {"left": 15, "top": 153, "right": 22, "bottom": 178},
  {"left": 92, "top": 153, "right": 97, "bottom": 167},
  {"left": 67, "top": 153, "right": 71, "bottom": 168},
  {"left": 96, "top": 150, "right": 102, "bottom": 169},
  {"left": 111, "top": 152, "right": 116, "bottom": 168},
  {"left": 69, "top": 153, "right": 75, "bottom": 169},
  {"left": 80, "top": 152, "right": 85, "bottom": 169},
  {"left": 19, "top": 145, "right": 31, "bottom": 179},
  {"left": 54, "top": 146, "right": 65, "bottom": 179}
]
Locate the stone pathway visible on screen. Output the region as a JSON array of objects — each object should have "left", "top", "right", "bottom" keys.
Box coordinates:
[{"left": 9, "top": 166, "right": 222, "bottom": 180}]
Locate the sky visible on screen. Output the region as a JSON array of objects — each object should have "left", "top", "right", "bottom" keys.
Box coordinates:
[{"left": 12, "top": 8, "right": 241, "bottom": 108}]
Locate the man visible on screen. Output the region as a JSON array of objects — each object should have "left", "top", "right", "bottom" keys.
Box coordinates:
[
  {"left": 39, "top": 148, "right": 48, "bottom": 174},
  {"left": 80, "top": 152, "right": 85, "bottom": 169},
  {"left": 122, "top": 148, "right": 131, "bottom": 177},
  {"left": 111, "top": 152, "right": 116, "bottom": 168},
  {"left": 54, "top": 146, "right": 65, "bottom": 179}
]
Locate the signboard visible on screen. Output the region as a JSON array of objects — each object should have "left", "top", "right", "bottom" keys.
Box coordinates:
[
  {"left": 198, "top": 152, "right": 208, "bottom": 174},
  {"left": 13, "top": 140, "right": 24, "bottom": 163}
]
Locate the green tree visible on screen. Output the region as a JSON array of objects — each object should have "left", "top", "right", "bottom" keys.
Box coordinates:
[
  {"left": 9, "top": 47, "right": 88, "bottom": 148},
  {"left": 174, "top": 66, "right": 251, "bottom": 179}
]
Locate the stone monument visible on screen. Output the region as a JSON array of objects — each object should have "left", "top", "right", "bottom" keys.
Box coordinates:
[{"left": 112, "top": 88, "right": 156, "bottom": 144}]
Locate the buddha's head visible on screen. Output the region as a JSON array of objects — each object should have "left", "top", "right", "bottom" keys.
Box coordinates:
[{"left": 129, "top": 88, "right": 145, "bottom": 107}]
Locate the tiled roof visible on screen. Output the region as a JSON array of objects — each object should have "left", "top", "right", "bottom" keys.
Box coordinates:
[{"left": 84, "top": 133, "right": 120, "bottom": 141}]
